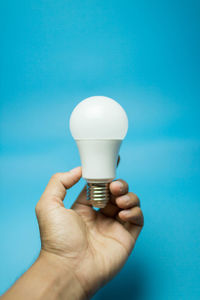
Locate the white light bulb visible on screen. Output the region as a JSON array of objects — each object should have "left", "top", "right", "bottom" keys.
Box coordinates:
[{"left": 69, "top": 96, "right": 128, "bottom": 208}]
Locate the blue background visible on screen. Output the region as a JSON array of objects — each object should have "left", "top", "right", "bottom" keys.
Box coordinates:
[{"left": 0, "top": 1, "right": 200, "bottom": 299}]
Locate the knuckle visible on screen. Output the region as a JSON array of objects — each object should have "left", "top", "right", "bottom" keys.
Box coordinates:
[
  {"left": 136, "top": 196, "right": 141, "bottom": 206},
  {"left": 35, "top": 200, "right": 46, "bottom": 217},
  {"left": 51, "top": 173, "right": 61, "bottom": 180},
  {"left": 133, "top": 206, "right": 142, "bottom": 216},
  {"left": 129, "top": 192, "right": 140, "bottom": 206},
  {"left": 138, "top": 208, "right": 144, "bottom": 225},
  {"left": 128, "top": 192, "right": 135, "bottom": 198},
  {"left": 119, "top": 180, "right": 129, "bottom": 192},
  {"left": 141, "top": 214, "right": 144, "bottom": 226},
  {"left": 137, "top": 207, "right": 143, "bottom": 215},
  {"left": 124, "top": 181, "right": 129, "bottom": 190},
  {"left": 35, "top": 202, "right": 41, "bottom": 215}
]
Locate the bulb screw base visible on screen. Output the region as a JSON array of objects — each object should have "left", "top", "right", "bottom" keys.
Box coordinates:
[{"left": 87, "top": 182, "right": 110, "bottom": 208}]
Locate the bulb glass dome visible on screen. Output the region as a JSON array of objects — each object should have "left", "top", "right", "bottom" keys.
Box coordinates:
[{"left": 70, "top": 96, "right": 128, "bottom": 140}]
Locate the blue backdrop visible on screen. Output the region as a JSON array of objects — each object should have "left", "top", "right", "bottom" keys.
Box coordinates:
[{"left": 0, "top": 1, "right": 200, "bottom": 299}]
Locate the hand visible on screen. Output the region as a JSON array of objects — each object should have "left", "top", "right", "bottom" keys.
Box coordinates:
[{"left": 35, "top": 166, "right": 144, "bottom": 299}]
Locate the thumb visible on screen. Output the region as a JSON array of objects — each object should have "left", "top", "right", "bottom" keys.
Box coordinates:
[{"left": 36, "top": 167, "right": 82, "bottom": 213}]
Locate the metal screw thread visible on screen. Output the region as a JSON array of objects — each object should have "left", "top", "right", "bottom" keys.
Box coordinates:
[{"left": 87, "top": 182, "right": 110, "bottom": 208}]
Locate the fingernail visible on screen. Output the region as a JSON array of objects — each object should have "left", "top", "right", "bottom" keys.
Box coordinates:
[
  {"left": 122, "top": 194, "right": 130, "bottom": 205},
  {"left": 115, "top": 181, "right": 124, "bottom": 191},
  {"left": 121, "top": 209, "right": 131, "bottom": 216}
]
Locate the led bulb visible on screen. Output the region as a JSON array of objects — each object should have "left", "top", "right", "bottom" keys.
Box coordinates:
[{"left": 69, "top": 96, "right": 128, "bottom": 208}]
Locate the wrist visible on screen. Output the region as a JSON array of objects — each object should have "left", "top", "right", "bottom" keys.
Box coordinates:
[{"left": 35, "top": 250, "right": 87, "bottom": 300}]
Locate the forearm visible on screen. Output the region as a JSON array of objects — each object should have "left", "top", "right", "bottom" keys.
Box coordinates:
[{"left": 2, "top": 251, "right": 86, "bottom": 300}]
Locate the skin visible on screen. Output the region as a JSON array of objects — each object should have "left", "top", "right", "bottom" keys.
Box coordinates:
[{"left": 2, "top": 166, "right": 144, "bottom": 300}]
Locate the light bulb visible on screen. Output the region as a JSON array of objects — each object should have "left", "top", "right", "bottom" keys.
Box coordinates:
[{"left": 69, "top": 96, "right": 128, "bottom": 208}]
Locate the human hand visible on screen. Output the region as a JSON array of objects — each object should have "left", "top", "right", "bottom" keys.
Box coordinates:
[{"left": 35, "top": 166, "right": 144, "bottom": 299}]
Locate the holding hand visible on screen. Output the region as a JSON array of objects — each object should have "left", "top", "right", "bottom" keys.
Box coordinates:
[
  {"left": 36, "top": 166, "right": 144, "bottom": 298},
  {"left": 3, "top": 166, "right": 144, "bottom": 300}
]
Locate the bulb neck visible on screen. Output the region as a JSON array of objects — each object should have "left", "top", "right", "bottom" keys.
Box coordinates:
[
  {"left": 87, "top": 182, "right": 110, "bottom": 208},
  {"left": 75, "top": 140, "right": 122, "bottom": 179}
]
